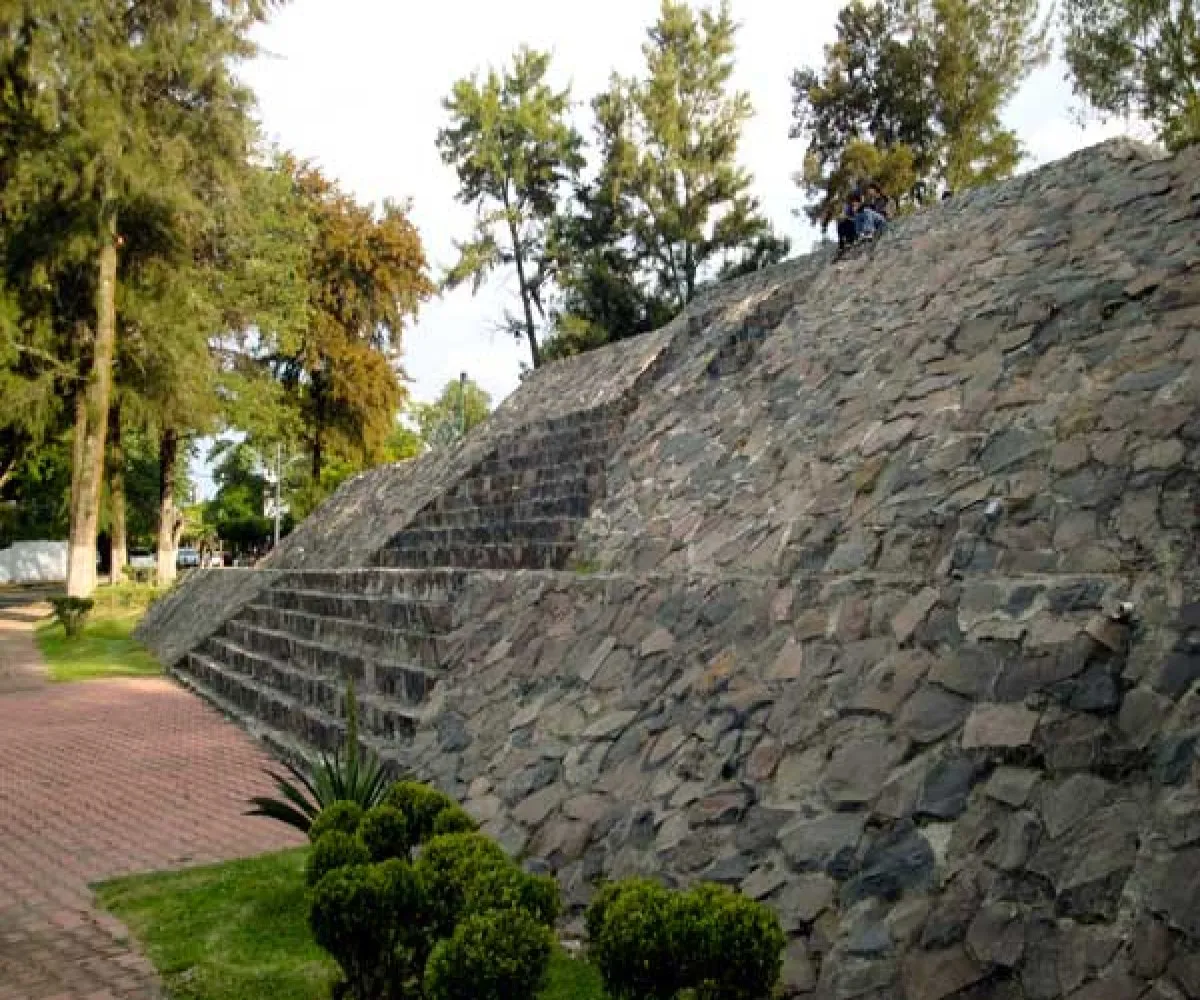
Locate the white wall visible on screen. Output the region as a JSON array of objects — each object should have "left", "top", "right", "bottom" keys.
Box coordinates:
[{"left": 0, "top": 541, "right": 67, "bottom": 585}]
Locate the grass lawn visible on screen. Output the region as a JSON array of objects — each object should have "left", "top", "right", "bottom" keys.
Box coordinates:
[
  {"left": 35, "top": 584, "right": 163, "bottom": 682},
  {"left": 97, "top": 849, "right": 608, "bottom": 1000}
]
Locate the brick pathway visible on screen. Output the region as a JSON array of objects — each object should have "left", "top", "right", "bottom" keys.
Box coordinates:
[{"left": 0, "top": 597, "right": 304, "bottom": 999}]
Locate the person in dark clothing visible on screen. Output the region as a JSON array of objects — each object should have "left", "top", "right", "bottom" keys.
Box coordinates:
[
  {"left": 865, "top": 181, "right": 891, "bottom": 219},
  {"left": 837, "top": 191, "right": 863, "bottom": 250}
]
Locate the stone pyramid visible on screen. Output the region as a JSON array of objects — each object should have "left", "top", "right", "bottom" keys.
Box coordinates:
[{"left": 139, "top": 139, "right": 1200, "bottom": 999}]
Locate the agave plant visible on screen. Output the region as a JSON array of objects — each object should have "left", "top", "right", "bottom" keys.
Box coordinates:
[{"left": 247, "top": 676, "right": 392, "bottom": 836}]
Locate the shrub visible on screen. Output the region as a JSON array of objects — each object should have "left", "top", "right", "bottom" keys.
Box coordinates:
[
  {"left": 247, "top": 678, "right": 390, "bottom": 835},
  {"left": 416, "top": 832, "right": 511, "bottom": 937},
  {"left": 306, "top": 831, "right": 370, "bottom": 887},
  {"left": 677, "top": 883, "right": 785, "bottom": 1000},
  {"left": 309, "top": 800, "right": 365, "bottom": 843},
  {"left": 358, "top": 805, "right": 410, "bottom": 862},
  {"left": 50, "top": 596, "right": 94, "bottom": 639},
  {"left": 309, "top": 861, "right": 421, "bottom": 1000},
  {"left": 464, "top": 865, "right": 561, "bottom": 927},
  {"left": 424, "top": 910, "right": 554, "bottom": 1000},
  {"left": 587, "top": 879, "right": 786, "bottom": 1000},
  {"left": 384, "top": 781, "right": 475, "bottom": 847},
  {"left": 587, "top": 879, "right": 683, "bottom": 1000}
]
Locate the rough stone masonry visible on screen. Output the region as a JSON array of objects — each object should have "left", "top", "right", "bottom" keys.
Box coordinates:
[{"left": 139, "top": 138, "right": 1200, "bottom": 999}]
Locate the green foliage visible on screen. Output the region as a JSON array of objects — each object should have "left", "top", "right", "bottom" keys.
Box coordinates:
[
  {"left": 50, "top": 596, "right": 94, "bottom": 639},
  {"left": 384, "top": 781, "right": 477, "bottom": 848},
  {"left": 247, "top": 750, "right": 391, "bottom": 836},
  {"left": 308, "top": 861, "right": 423, "bottom": 1000},
  {"left": 35, "top": 600, "right": 161, "bottom": 682},
  {"left": 415, "top": 832, "right": 511, "bottom": 937},
  {"left": 412, "top": 378, "right": 492, "bottom": 450},
  {"left": 425, "top": 910, "right": 555, "bottom": 1000},
  {"left": 357, "top": 805, "right": 411, "bottom": 863},
  {"left": 1062, "top": 0, "right": 1200, "bottom": 151},
  {"left": 306, "top": 831, "right": 371, "bottom": 888},
  {"left": 790, "top": 0, "right": 1049, "bottom": 225},
  {"left": 309, "top": 801, "right": 366, "bottom": 844},
  {"left": 439, "top": 47, "right": 585, "bottom": 368},
  {"left": 464, "top": 866, "right": 562, "bottom": 927},
  {"left": 587, "top": 879, "right": 785, "bottom": 1000}
]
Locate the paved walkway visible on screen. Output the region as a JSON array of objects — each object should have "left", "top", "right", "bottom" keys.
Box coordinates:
[{"left": 0, "top": 595, "right": 304, "bottom": 999}]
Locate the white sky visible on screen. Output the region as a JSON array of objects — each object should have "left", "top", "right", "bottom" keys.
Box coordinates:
[{"left": 200, "top": 0, "right": 1133, "bottom": 499}]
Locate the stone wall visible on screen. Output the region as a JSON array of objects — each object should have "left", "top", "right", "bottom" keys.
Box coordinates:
[{"left": 145, "top": 139, "right": 1200, "bottom": 999}]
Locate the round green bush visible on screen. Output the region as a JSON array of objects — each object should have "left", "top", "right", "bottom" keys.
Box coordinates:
[
  {"left": 463, "top": 865, "right": 561, "bottom": 927},
  {"left": 384, "top": 781, "right": 463, "bottom": 847},
  {"left": 309, "top": 800, "right": 365, "bottom": 843},
  {"left": 306, "top": 831, "right": 370, "bottom": 887},
  {"left": 416, "top": 832, "right": 512, "bottom": 937},
  {"left": 358, "top": 805, "right": 411, "bottom": 862},
  {"left": 431, "top": 803, "right": 479, "bottom": 837},
  {"left": 309, "top": 860, "right": 425, "bottom": 1000},
  {"left": 587, "top": 879, "right": 683, "bottom": 1000},
  {"left": 676, "top": 883, "right": 785, "bottom": 1000},
  {"left": 424, "top": 909, "right": 554, "bottom": 1000}
]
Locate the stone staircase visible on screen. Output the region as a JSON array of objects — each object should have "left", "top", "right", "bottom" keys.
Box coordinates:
[
  {"left": 375, "top": 404, "right": 621, "bottom": 571},
  {"left": 173, "top": 403, "right": 625, "bottom": 761},
  {"left": 178, "top": 569, "right": 467, "bottom": 763}
]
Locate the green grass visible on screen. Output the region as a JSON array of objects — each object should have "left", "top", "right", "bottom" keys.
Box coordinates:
[
  {"left": 35, "top": 598, "right": 162, "bottom": 683},
  {"left": 97, "top": 849, "right": 608, "bottom": 1000}
]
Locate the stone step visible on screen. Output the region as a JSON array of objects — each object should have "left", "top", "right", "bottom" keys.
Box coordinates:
[
  {"left": 525, "top": 402, "right": 622, "bottom": 438},
  {"left": 488, "top": 419, "right": 623, "bottom": 462},
  {"left": 271, "top": 568, "right": 468, "bottom": 602},
  {"left": 476, "top": 439, "right": 611, "bottom": 476},
  {"left": 218, "top": 624, "right": 440, "bottom": 706},
  {"left": 408, "top": 494, "right": 591, "bottom": 531},
  {"left": 263, "top": 587, "right": 456, "bottom": 632},
  {"left": 184, "top": 648, "right": 420, "bottom": 747},
  {"left": 237, "top": 603, "right": 445, "bottom": 666},
  {"left": 376, "top": 541, "right": 577, "bottom": 571},
  {"left": 386, "top": 518, "right": 581, "bottom": 552},
  {"left": 436, "top": 468, "right": 606, "bottom": 511}
]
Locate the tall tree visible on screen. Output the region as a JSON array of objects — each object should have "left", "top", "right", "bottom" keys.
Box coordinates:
[
  {"left": 1062, "top": 0, "right": 1200, "bottom": 151},
  {"left": 619, "top": 1, "right": 776, "bottom": 310},
  {"left": 267, "top": 160, "right": 432, "bottom": 485},
  {"left": 439, "top": 48, "right": 584, "bottom": 369},
  {"left": 0, "top": 0, "right": 282, "bottom": 595},
  {"left": 106, "top": 400, "right": 127, "bottom": 583},
  {"left": 791, "top": 0, "right": 1048, "bottom": 226}
]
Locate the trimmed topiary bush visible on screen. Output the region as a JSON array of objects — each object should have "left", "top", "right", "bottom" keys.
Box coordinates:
[
  {"left": 358, "top": 805, "right": 410, "bottom": 862},
  {"left": 464, "top": 865, "right": 561, "bottom": 927},
  {"left": 306, "top": 831, "right": 370, "bottom": 887},
  {"left": 416, "top": 831, "right": 512, "bottom": 937},
  {"left": 587, "top": 878, "right": 785, "bottom": 1000},
  {"left": 309, "top": 800, "right": 366, "bottom": 843},
  {"left": 424, "top": 909, "right": 555, "bottom": 1000},
  {"left": 384, "top": 781, "right": 477, "bottom": 847},
  {"left": 309, "top": 860, "right": 422, "bottom": 1000},
  {"left": 431, "top": 803, "right": 479, "bottom": 838},
  {"left": 50, "top": 596, "right": 94, "bottom": 639},
  {"left": 676, "top": 882, "right": 786, "bottom": 1000},
  {"left": 588, "top": 878, "right": 683, "bottom": 1000}
]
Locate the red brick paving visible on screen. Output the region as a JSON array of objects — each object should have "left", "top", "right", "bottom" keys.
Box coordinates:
[{"left": 0, "top": 599, "right": 304, "bottom": 998}]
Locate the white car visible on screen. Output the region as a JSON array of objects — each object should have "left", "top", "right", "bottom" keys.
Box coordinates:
[
  {"left": 177, "top": 547, "right": 200, "bottom": 568},
  {"left": 129, "top": 551, "right": 155, "bottom": 570}
]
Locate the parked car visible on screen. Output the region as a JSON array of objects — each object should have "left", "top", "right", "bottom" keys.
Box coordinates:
[
  {"left": 177, "top": 547, "right": 200, "bottom": 569},
  {"left": 129, "top": 550, "right": 155, "bottom": 570}
]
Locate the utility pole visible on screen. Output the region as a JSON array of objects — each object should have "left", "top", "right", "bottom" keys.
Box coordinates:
[{"left": 273, "top": 440, "right": 282, "bottom": 548}]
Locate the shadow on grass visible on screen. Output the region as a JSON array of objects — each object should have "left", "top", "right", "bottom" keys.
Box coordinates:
[{"left": 35, "top": 603, "right": 162, "bottom": 683}]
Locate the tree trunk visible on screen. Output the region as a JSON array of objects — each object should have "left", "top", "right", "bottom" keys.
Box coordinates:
[
  {"left": 502, "top": 192, "right": 542, "bottom": 369},
  {"left": 107, "top": 403, "right": 127, "bottom": 585},
  {"left": 155, "top": 426, "right": 179, "bottom": 587},
  {"left": 66, "top": 229, "right": 118, "bottom": 598}
]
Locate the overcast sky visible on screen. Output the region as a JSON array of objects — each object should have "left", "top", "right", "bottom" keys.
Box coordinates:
[{"left": 201, "top": 1, "right": 1131, "bottom": 498}]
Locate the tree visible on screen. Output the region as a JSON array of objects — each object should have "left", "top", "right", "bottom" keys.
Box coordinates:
[
  {"left": 790, "top": 0, "right": 1048, "bottom": 226},
  {"left": 412, "top": 378, "right": 492, "bottom": 450},
  {"left": 203, "top": 441, "right": 273, "bottom": 558},
  {"left": 618, "top": 1, "right": 775, "bottom": 310},
  {"left": 1062, "top": 0, "right": 1200, "bottom": 151},
  {"left": 270, "top": 160, "right": 433, "bottom": 484},
  {"left": 439, "top": 48, "right": 585, "bottom": 369},
  {"left": 0, "top": 0, "right": 284, "bottom": 596}
]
